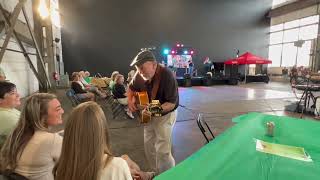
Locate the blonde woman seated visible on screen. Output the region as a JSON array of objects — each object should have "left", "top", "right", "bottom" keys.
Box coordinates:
[
  {"left": 112, "top": 74, "right": 134, "bottom": 119},
  {"left": 71, "top": 72, "right": 95, "bottom": 101},
  {"left": 109, "top": 71, "right": 119, "bottom": 90},
  {"left": 54, "top": 102, "right": 154, "bottom": 180},
  {"left": 0, "top": 93, "right": 64, "bottom": 180},
  {"left": 54, "top": 101, "right": 130, "bottom": 180}
]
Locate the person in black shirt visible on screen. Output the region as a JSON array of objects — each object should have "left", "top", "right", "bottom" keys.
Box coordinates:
[
  {"left": 127, "top": 50, "right": 179, "bottom": 174},
  {"left": 112, "top": 74, "right": 134, "bottom": 119}
]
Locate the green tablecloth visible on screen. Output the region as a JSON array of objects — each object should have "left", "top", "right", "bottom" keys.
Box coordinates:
[{"left": 155, "top": 112, "right": 320, "bottom": 180}]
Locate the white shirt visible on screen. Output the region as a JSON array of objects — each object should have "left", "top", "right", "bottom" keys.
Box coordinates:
[
  {"left": 100, "top": 156, "right": 132, "bottom": 180},
  {"left": 15, "top": 131, "right": 62, "bottom": 180}
]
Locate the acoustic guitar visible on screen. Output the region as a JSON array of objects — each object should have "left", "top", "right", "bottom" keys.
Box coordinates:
[{"left": 135, "top": 91, "right": 162, "bottom": 124}]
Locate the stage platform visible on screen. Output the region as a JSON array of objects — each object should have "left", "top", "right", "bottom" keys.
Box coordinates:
[
  {"left": 176, "top": 76, "right": 239, "bottom": 87},
  {"left": 241, "top": 75, "right": 270, "bottom": 83}
]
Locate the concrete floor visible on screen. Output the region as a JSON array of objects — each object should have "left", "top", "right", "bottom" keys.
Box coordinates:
[{"left": 51, "top": 81, "right": 319, "bottom": 172}]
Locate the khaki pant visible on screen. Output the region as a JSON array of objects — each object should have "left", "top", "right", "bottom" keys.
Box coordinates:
[
  {"left": 117, "top": 98, "right": 128, "bottom": 105},
  {"left": 144, "top": 110, "right": 177, "bottom": 174}
]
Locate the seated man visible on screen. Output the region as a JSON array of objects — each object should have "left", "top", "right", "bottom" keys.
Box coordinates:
[
  {"left": 71, "top": 72, "right": 95, "bottom": 102},
  {"left": 112, "top": 74, "right": 134, "bottom": 119},
  {"left": 0, "top": 81, "right": 21, "bottom": 147}
]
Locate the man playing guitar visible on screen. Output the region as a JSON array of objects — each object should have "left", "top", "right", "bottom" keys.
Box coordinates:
[{"left": 127, "top": 50, "right": 179, "bottom": 174}]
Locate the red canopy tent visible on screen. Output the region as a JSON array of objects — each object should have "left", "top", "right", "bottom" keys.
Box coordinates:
[
  {"left": 224, "top": 52, "right": 272, "bottom": 82},
  {"left": 224, "top": 52, "right": 272, "bottom": 65}
]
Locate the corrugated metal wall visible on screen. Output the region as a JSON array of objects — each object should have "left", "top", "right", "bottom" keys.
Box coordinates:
[{"left": 0, "top": 0, "right": 39, "bottom": 97}]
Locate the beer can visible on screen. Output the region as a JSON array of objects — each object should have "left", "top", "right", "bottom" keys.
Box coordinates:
[{"left": 266, "top": 121, "right": 275, "bottom": 137}]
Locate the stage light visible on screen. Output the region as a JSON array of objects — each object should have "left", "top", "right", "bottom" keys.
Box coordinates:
[
  {"left": 171, "top": 50, "right": 175, "bottom": 54},
  {"left": 190, "top": 50, "right": 194, "bottom": 54},
  {"left": 176, "top": 44, "right": 180, "bottom": 47},
  {"left": 163, "top": 49, "right": 169, "bottom": 55},
  {"left": 183, "top": 50, "right": 188, "bottom": 54},
  {"left": 181, "top": 44, "right": 184, "bottom": 47}
]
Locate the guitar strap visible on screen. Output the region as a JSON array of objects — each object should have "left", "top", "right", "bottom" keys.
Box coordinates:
[{"left": 151, "top": 64, "right": 163, "bottom": 101}]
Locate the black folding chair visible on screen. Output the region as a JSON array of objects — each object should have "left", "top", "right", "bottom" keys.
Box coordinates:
[
  {"left": 104, "top": 87, "right": 115, "bottom": 104},
  {"left": 197, "top": 113, "right": 215, "bottom": 143},
  {"left": 65, "top": 89, "right": 80, "bottom": 107},
  {"left": 111, "top": 96, "right": 125, "bottom": 119},
  {"left": 104, "top": 87, "right": 128, "bottom": 119}
]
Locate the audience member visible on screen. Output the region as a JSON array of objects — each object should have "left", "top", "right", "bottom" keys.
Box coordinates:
[
  {"left": 0, "top": 82, "right": 21, "bottom": 147},
  {"left": 71, "top": 72, "right": 95, "bottom": 101},
  {"left": 109, "top": 71, "right": 119, "bottom": 90},
  {"left": 79, "top": 71, "right": 90, "bottom": 85},
  {"left": 127, "top": 70, "right": 136, "bottom": 84},
  {"left": 78, "top": 71, "right": 107, "bottom": 98},
  {"left": 0, "top": 93, "right": 64, "bottom": 180},
  {"left": 112, "top": 74, "right": 134, "bottom": 119},
  {"left": 53, "top": 102, "right": 132, "bottom": 180},
  {"left": 83, "top": 71, "right": 92, "bottom": 84}
]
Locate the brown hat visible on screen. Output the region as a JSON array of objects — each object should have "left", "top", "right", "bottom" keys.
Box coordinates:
[{"left": 130, "top": 50, "right": 156, "bottom": 67}]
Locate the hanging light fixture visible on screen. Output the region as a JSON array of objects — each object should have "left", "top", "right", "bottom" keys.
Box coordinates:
[{"left": 38, "top": 0, "right": 49, "bottom": 19}]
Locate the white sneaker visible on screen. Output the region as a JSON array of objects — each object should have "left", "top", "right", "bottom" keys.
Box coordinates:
[{"left": 126, "top": 111, "right": 134, "bottom": 119}]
